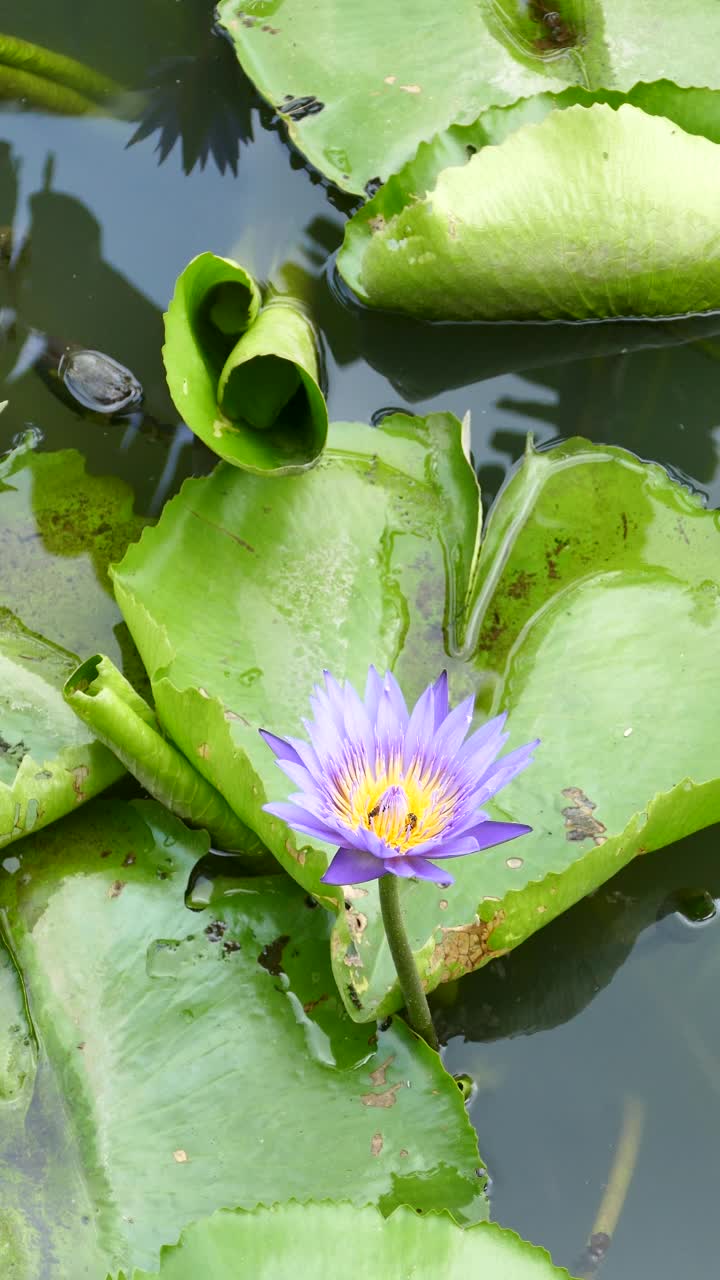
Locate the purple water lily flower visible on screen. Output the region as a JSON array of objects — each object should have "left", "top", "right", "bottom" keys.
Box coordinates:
[{"left": 260, "top": 668, "right": 538, "bottom": 888}]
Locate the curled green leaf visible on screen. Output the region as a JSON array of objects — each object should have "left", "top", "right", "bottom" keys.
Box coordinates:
[
  {"left": 339, "top": 103, "right": 720, "bottom": 320},
  {"left": 164, "top": 252, "right": 327, "bottom": 473},
  {"left": 64, "top": 654, "right": 261, "bottom": 854}
]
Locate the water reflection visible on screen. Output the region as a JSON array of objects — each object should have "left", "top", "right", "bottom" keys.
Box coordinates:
[{"left": 439, "top": 823, "right": 720, "bottom": 1277}]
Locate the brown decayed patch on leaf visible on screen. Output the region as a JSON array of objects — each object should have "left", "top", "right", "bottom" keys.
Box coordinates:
[
  {"left": 370, "top": 1132, "right": 384, "bottom": 1156},
  {"left": 360, "top": 1083, "right": 403, "bottom": 1108},
  {"left": 561, "top": 787, "right": 607, "bottom": 845},
  {"left": 69, "top": 764, "right": 90, "bottom": 802},
  {"left": 369, "top": 1054, "right": 395, "bottom": 1087},
  {"left": 428, "top": 911, "right": 506, "bottom": 983},
  {"left": 108, "top": 880, "right": 126, "bottom": 898},
  {"left": 285, "top": 838, "right": 306, "bottom": 867}
]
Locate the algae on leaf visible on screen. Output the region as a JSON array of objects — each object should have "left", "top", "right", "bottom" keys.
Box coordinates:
[
  {"left": 0, "top": 799, "right": 486, "bottom": 1277},
  {"left": 339, "top": 104, "right": 720, "bottom": 320}
]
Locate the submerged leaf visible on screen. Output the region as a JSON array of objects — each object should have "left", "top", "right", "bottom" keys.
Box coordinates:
[
  {"left": 0, "top": 799, "right": 486, "bottom": 1276},
  {"left": 164, "top": 252, "right": 327, "bottom": 473},
  {"left": 111, "top": 414, "right": 720, "bottom": 1019},
  {"left": 120, "top": 1203, "right": 570, "bottom": 1280},
  {"left": 339, "top": 104, "right": 720, "bottom": 320}
]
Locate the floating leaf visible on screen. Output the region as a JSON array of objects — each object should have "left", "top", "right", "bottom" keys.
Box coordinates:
[
  {"left": 64, "top": 654, "right": 261, "bottom": 854},
  {"left": 0, "top": 437, "right": 147, "bottom": 663},
  {"left": 164, "top": 252, "right": 327, "bottom": 473},
  {"left": 339, "top": 104, "right": 720, "bottom": 320},
  {"left": 0, "top": 611, "right": 124, "bottom": 850},
  {"left": 216, "top": 0, "right": 720, "bottom": 194},
  {"left": 0, "top": 798, "right": 485, "bottom": 1276},
  {"left": 110, "top": 414, "right": 720, "bottom": 1020},
  {"left": 119, "top": 1203, "right": 570, "bottom": 1280}
]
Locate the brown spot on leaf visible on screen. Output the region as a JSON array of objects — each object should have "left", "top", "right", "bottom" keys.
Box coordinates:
[
  {"left": 368, "top": 214, "right": 386, "bottom": 235},
  {"left": 258, "top": 934, "right": 289, "bottom": 976},
  {"left": 70, "top": 764, "right": 90, "bottom": 803},
  {"left": 108, "top": 880, "right": 125, "bottom": 898},
  {"left": 303, "top": 994, "right": 329, "bottom": 1014},
  {"left": 369, "top": 1055, "right": 395, "bottom": 1087},
  {"left": 361, "top": 1083, "right": 403, "bottom": 1108},
  {"left": 621, "top": 511, "right": 629, "bottom": 541},
  {"left": 507, "top": 570, "right": 536, "bottom": 599},
  {"left": 286, "top": 839, "right": 306, "bottom": 867},
  {"left": 371, "top": 1132, "right": 384, "bottom": 1156},
  {"left": 561, "top": 787, "right": 607, "bottom": 845},
  {"left": 122, "top": 853, "right": 136, "bottom": 867},
  {"left": 439, "top": 898, "right": 448, "bottom": 910},
  {"left": 399, "top": 1148, "right": 409, "bottom": 1157},
  {"left": 429, "top": 912, "right": 506, "bottom": 983}
]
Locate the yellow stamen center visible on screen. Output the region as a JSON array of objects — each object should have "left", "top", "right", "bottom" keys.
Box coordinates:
[{"left": 331, "top": 753, "right": 456, "bottom": 853}]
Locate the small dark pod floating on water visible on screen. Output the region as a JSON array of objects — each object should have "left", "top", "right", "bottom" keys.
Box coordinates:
[{"left": 58, "top": 346, "right": 143, "bottom": 415}]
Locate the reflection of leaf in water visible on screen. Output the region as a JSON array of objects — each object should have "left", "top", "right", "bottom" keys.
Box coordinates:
[
  {"left": 432, "top": 823, "right": 720, "bottom": 1045},
  {"left": 127, "top": 30, "right": 255, "bottom": 176}
]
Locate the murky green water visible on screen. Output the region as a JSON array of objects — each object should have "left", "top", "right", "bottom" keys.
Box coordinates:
[{"left": 1, "top": 1, "right": 719, "bottom": 1274}]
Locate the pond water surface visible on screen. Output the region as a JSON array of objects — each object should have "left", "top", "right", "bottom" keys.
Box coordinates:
[{"left": 2, "top": 2, "right": 720, "bottom": 1275}]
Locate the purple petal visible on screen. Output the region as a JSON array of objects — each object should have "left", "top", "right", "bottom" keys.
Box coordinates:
[
  {"left": 410, "top": 835, "right": 480, "bottom": 859},
  {"left": 404, "top": 684, "right": 436, "bottom": 770},
  {"left": 475, "top": 739, "right": 539, "bottom": 799},
  {"left": 431, "top": 671, "right": 449, "bottom": 728},
  {"left": 375, "top": 686, "right": 404, "bottom": 755},
  {"left": 341, "top": 679, "right": 375, "bottom": 760},
  {"left": 263, "top": 801, "right": 344, "bottom": 846},
  {"left": 382, "top": 671, "right": 409, "bottom": 730},
  {"left": 364, "top": 665, "right": 384, "bottom": 722},
  {"left": 387, "top": 856, "right": 454, "bottom": 886},
  {"left": 431, "top": 694, "right": 475, "bottom": 758},
  {"left": 432, "top": 819, "right": 533, "bottom": 858},
  {"left": 274, "top": 758, "right": 318, "bottom": 793},
  {"left": 259, "top": 729, "right": 303, "bottom": 766},
  {"left": 457, "top": 712, "right": 508, "bottom": 769},
  {"left": 321, "top": 846, "right": 385, "bottom": 885}
]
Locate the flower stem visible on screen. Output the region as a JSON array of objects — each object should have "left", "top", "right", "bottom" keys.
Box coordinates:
[{"left": 379, "top": 874, "right": 439, "bottom": 1052}]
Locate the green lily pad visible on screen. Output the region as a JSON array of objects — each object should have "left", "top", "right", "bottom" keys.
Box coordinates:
[
  {"left": 216, "top": 0, "right": 720, "bottom": 194},
  {"left": 164, "top": 252, "right": 327, "bottom": 473},
  {"left": 0, "top": 799, "right": 485, "bottom": 1277},
  {"left": 119, "top": 1203, "right": 571, "bottom": 1280},
  {"left": 112, "top": 412, "right": 478, "bottom": 890},
  {"left": 0, "top": 436, "right": 147, "bottom": 664},
  {"left": 109, "top": 414, "right": 720, "bottom": 1020},
  {"left": 0, "top": 611, "right": 124, "bottom": 850},
  {"left": 0, "top": 438, "right": 150, "bottom": 849},
  {"left": 339, "top": 103, "right": 720, "bottom": 320}
]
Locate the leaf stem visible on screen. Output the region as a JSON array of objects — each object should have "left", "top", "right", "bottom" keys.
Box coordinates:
[{"left": 379, "top": 874, "right": 439, "bottom": 1052}]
